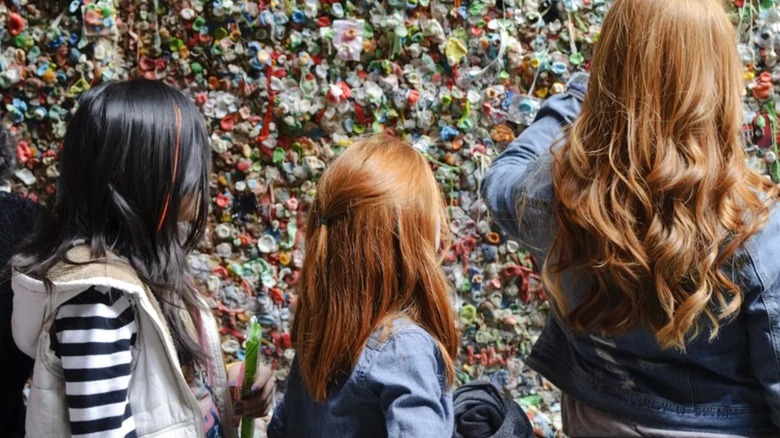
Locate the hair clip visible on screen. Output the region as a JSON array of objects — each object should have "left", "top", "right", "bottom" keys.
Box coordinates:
[{"left": 320, "top": 215, "right": 329, "bottom": 226}]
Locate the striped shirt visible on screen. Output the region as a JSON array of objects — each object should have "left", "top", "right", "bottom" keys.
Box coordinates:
[{"left": 53, "top": 286, "right": 138, "bottom": 438}]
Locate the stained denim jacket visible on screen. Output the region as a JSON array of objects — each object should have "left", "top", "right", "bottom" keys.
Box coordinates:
[
  {"left": 267, "top": 318, "right": 453, "bottom": 438},
  {"left": 482, "top": 84, "right": 780, "bottom": 436}
]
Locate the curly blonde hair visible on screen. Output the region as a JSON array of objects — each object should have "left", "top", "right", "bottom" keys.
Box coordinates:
[{"left": 545, "top": 0, "right": 778, "bottom": 349}]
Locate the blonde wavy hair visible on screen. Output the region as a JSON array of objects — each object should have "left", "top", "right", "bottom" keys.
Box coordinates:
[{"left": 545, "top": 0, "right": 779, "bottom": 349}]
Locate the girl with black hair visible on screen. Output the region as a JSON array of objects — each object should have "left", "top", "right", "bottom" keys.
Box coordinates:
[{"left": 11, "top": 80, "right": 273, "bottom": 437}]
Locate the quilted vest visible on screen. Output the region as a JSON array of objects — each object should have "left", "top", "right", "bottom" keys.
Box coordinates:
[{"left": 12, "top": 246, "right": 236, "bottom": 438}]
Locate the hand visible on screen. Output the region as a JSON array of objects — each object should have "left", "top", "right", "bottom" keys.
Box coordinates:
[{"left": 227, "top": 361, "right": 275, "bottom": 426}]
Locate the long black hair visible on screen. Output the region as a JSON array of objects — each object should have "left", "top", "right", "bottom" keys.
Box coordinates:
[{"left": 14, "top": 80, "right": 210, "bottom": 365}]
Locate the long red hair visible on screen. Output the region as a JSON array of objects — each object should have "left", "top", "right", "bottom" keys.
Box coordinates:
[{"left": 292, "top": 135, "right": 459, "bottom": 401}]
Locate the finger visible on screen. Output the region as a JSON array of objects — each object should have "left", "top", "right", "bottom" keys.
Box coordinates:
[
  {"left": 226, "top": 361, "right": 241, "bottom": 381},
  {"left": 241, "top": 388, "right": 274, "bottom": 418},
  {"left": 241, "top": 395, "right": 266, "bottom": 417},
  {"left": 242, "top": 401, "right": 270, "bottom": 419},
  {"left": 244, "top": 373, "right": 275, "bottom": 412},
  {"left": 242, "top": 365, "right": 273, "bottom": 400},
  {"left": 230, "top": 362, "right": 247, "bottom": 403},
  {"left": 254, "top": 379, "right": 275, "bottom": 417},
  {"left": 252, "top": 365, "right": 274, "bottom": 389},
  {"left": 259, "top": 377, "right": 274, "bottom": 405},
  {"left": 226, "top": 362, "right": 243, "bottom": 402},
  {"left": 228, "top": 381, "right": 240, "bottom": 403}
]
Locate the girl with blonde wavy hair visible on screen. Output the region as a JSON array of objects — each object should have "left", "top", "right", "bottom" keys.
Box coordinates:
[
  {"left": 484, "top": 0, "right": 780, "bottom": 436},
  {"left": 268, "top": 135, "right": 459, "bottom": 438}
]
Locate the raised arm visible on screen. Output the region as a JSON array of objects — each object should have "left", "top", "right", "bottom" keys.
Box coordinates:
[{"left": 481, "top": 72, "right": 588, "bottom": 238}]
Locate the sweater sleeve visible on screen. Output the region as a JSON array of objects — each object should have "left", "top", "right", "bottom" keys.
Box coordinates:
[{"left": 53, "top": 286, "right": 138, "bottom": 438}]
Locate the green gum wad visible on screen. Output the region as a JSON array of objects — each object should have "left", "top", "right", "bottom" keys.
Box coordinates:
[
  {"left": 459, "top": 304, "right": 477, "bottom": 324},
  {"left": 279, "top": 221, "right": 297, "bottom": 250},
  {"left": 169, "top": 38, "right": 184, "bottom": 51},
  {"left": 193, "top": 16, "right": 207, "bottom": 31},
  {"left": 67, "top": 77, "right": 91, "bottom": 97},
  {"left": 271, "top": 147, "right": 285, "bottom": 164},
  {"left": 215, "top": 27, "right": 229, "bottom": 41}
]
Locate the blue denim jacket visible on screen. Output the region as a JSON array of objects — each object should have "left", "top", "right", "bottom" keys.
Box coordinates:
[
  {"left": 268, "top": 319, "right": 453, "bottom": 438},
  {"left": 482, "top": 83, "right": 780, "bottom": 436}
]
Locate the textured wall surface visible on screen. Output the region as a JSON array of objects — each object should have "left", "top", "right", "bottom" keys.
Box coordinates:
[{"left": 2, "top": 0, "right": 778, "bottom": 435}]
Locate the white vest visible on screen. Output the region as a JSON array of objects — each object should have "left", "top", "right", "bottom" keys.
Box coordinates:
[{"left": 12, "top": 247, "right": 236, "bottom": 438}]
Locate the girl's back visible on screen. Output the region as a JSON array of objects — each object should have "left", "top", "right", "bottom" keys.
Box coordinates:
[{"left": 271, "top": 319, "right": 451, "bottom": 437}]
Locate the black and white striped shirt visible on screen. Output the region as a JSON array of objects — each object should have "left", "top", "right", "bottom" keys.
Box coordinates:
[{"left": 53, "top": 286, "right": 138, "bottom": 438}]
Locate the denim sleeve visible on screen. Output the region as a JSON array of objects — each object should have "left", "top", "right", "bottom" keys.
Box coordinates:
[
  {"left": 745, "top": 245, "right": 780, "bottom": 426},
  {"left": 481, "top": 84, "right": 586, "bottom": 239},
  {"left": 364, "top": 330, "right": 453, "bottom": 438}
]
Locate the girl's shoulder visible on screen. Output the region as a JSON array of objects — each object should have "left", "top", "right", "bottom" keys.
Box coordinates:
[
  {"left": 365, "top": 318, "right": 436, "bottom": 353},
  {"left": 742, "top": 201, "right": 780, "bottom": 294},
  {"left": 357, "top": 318, "right": 448, "bottom": 395}
]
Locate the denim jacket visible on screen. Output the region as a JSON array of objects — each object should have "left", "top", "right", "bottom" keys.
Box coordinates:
[
  {"left": 268, "top": 318, "right": 453, "bottom": 438},
  {"left": 482, "top": 79, "right": 780, "bottom": 436}
]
